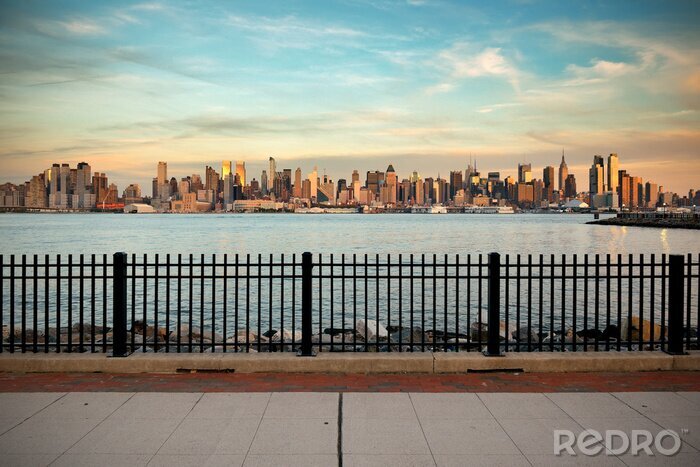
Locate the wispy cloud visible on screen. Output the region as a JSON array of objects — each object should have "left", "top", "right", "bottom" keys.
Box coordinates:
[{"left": 427, "top": 43, "right": 521, "bottom": 94}]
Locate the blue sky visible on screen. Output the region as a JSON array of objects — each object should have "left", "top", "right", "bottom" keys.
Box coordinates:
[{"left": 1, "top": 0, "right": 699, "bottom": 192}]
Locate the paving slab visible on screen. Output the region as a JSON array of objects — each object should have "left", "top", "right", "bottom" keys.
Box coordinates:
[
  {"left": 67, "top": 417, "right": 181, "bottom": 455},
  {"left": 186, "top": 393, "right": 269, "bottom": 419},
  {"left": 344, "top": 454, "right": 436, "bottom": 467},
  {"left": 546, "top": 392, "right": 646, "bottom": 419},
  {"left": 612, "top": 391, "right": 700, "bottom": 417},
  {"left": 419, "top": 418, "right": 520, "bottom": 455},
  {"left": 0, "top": 392, "right": 64, "bottom": 419},
  {"left": 410, "top": 392, "right": 492, "bottom": 419},
  {"left": 264, "top": 392, "right": 337, "bottom": 419},
  {"left": 343, "top": 392, "right": 415, "bottom": 419},
  {"left": 158, "top": 417, "right": 261, "bottom": 455},
  {"left": 0, "top": 417, "right": 100, "bottom": 454},
  {"left": 31, "top": 392, "right": 133, "bottom": 420},
  {"left": 477, "top": 392, "right": 569, "bottom": 419},
  {"left": 109, "top": 392, "right": 201, "bottom": 420},
  {"left": 52, "top": 453, "right": 151, "bottom": 467},
  {"left": 243, "top": 454, "right": 338, "bottom": 466},
  {"left": 148, "top": 454, "right": 246, "bottom": 467},
  {"left": 343, "top": 417, "right": 431, "bottom": 455},
  {"left": 499, "top": 417, "right": 592, "bottom": 455},
  {"left": 249, "top": 418, "right": 337, "bottom": 455},
  {"left": 434, "top": 454, "right": 530, "bottom": 467}
]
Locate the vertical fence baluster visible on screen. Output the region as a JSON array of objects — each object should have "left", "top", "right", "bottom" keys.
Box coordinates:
[
  {"left": 55, "top": 254, "right": 59, "bottom": 353},
  {"left": 594, "top": 254, "right": 600, "bottom": 351},
  {"left": 667, "top": 255, "right": 685, "bottom": 355},
  {"left": 527, "top": 254, "right": 533, "bottom": 351},
  {"left": 300, "top": 251, "right": 313, "bottom": 356},
  {"left": 112, "top": 252, "right": 127, "bottom": 357},
  {"left": 33, "top": 255, "right": 38, "bottom": 353},
  {"left": 154, "top": 253, "right": 159, "bottom": 353},
  {"left": 454, "top": 254, "right": 458, "bottom": 353},
  {"left": 687, "top": 253, "right": 692, "bottom": 351},
  {"left": 421, "top": 254, "right": 425, "bottom": 352},
  {"left": 398, "top": 254, "right": 403, "bottom": 352},
  {"left": 409, "top": 254, "right": 414, "bottom": 351},
  {"left": 44, "top": 254, "right": 49, "bottom": 353},
  {"left": 538, "top": 254, "right": 543, "bottom": 352},
  {"left": 627, "top": 254, "right": 633, "bottom": 350},
  {"left": 67, "top": 254, "right": 72, "bottom": 352},
  {"left": 485, "top": 252, "right": 501, "bottom": 356},
  {"left": 505, "top": 255, "right": 510, "bottom": 352},
  {"left": 201, "top": 253, "right": 205, "bottom": 353},
  {"left": 177, "top": 254, "right": 182, "bottom": 353},
  {"left": 189, "top": 253, "right": 193, "bottom": 353},
  {"left": 443, "top": 254, "right": 448, "bottom": 352},
  {"left": 21, "top": 255, "right": 26, "bottom": 353},
  {"left": 617, "top": 254, "right": 622, "bottom": 352},
  {"left": 212, "top": 254, "right": 217, "bottom": 349},
  {"left": 650, "top": 254, "right": 655, "bottom": 350},
  {"left": 280, "top": 254, "right": 284, "bottom": 351},
  {"left": 572, "top": 254, "right": 577, "bottom": 352},
  {"left": 166, "top": 254, "right": 170, "bottom": 353},
  {"left": 129, "top": 254, "right": 134, "bottom": 353},
  {"left": 561, "top": 255, "right": 566, "bottom": 352},
  {"left": 639, "top": 254, "right": 644, "bottom": 350},
  {"left": 478, "top": 254, "right": 483, "bottom": 350},
  {"left": 341, "top": 254, "right": 346, "bottom": 351},
  {"left": 223, "top": 254, "right": 228, "bottom": 353},
  {"left": 354, "top": 254, "right": 358, "bottom": 352},
  {"left": 257, "top": 254, "right": 261, "bottom": 353},
  {"left": 143, "top": 254, "right": 148, "bottom": 353},
  {"left": 583, "top": 254, "right": 589, "bottom": 351},
  {"left": 268, "top": 253, "right": 273, "bottom": 352},
  {"left": 79, "top": 254, "right": 84, "bottom": 353},
  {"left": 377, "top": 254, "right": 381, "bottom": 352},
  {"left": 606, "top": 254, "right": 611, "bottom": 351},
  {"left": 102, "top": 254, "right": 107, "bottom": 352},
  {"left": 245, "top": 254, "right": 250, "bottom": 353},
  {"left": 660, "top": 254, "right": 666, "bottom": 352}
]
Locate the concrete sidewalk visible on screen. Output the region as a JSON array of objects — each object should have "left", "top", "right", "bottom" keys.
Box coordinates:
[{"left": 1, "top": 392, "right": 699, "bottom": 466}]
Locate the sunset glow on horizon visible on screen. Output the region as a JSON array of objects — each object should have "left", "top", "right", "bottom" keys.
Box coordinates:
[{"left": 1, "top": 0, "right": 699, "bottom": 193}]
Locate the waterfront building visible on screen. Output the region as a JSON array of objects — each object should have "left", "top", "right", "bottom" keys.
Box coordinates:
[
  {"left": 26, "top": 175, "right": 47, "bottom": 208},
  {"left": 221, "top": 160, "right": 232, "bottom": 181},
  {"left": 260, "top": 170, "right": 268, "bottom": 195},
  {"left": 449, "top": 170, "right": 463, "bottom": 200},
  {"left": 543, "top": 166, "right": 555, "bottom": 202},
  {"left": 589, "top": 155, "right": 605, "bottom": 196},
  {"left": 645, "top": 181, "right": 659, "bottom": 208}
]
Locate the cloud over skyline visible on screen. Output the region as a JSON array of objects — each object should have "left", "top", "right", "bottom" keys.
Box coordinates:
[{"left": 0, "top": 0, "right": 698, "bottom": 193}]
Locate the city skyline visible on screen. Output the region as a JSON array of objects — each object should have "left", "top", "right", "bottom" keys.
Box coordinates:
[{"left": 1, "top": 1, "right": 699, "bottom": 193}]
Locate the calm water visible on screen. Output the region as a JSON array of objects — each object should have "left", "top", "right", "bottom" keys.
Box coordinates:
[
  {"left": 1, "top": 213, "right": 698, "bottom": 344},
  {"left": 1, "top": 213, "right": 698, "bottom": 257}
]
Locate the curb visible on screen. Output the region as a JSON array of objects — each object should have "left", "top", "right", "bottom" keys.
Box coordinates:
[{"left": 0, "top": 351, "right": 698, "bottom": 374}]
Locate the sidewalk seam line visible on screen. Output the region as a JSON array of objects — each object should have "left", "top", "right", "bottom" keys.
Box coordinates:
[
  {"left": 146, "top": 392, "right": 205, "bottom": 465},
  {"left": 47, "top": 392, "right": 136, "bottom": 466},
  {"left": 241, "top": 392, "right": 272, "bottom": 464},
  {"left": 407, "top": 393, "right": 437, "bottom": 467}
]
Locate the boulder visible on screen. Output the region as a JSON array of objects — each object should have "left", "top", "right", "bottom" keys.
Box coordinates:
[
  {"left": 270, "top": 328, "right": 302, "bottom": 342},
  {"left": 355, "top": 319, "right": 388, "bottom": 341},
  {"left": 620, "top": 317, "right": 665, "bottom": 343}
]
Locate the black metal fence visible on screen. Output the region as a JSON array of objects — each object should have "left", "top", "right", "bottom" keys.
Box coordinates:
[{"left": 0, "top": 252, "right": 698, "bottom": 355}]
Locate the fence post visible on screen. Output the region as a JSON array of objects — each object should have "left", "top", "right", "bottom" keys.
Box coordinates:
[
  {"left": 484, "top": 252, "right": 502, "bottom": 356},
  {"left": 299, "top": 252, "right": 314, "bottom": 356},
  {"left": 666, "top": 254, "right": 685, "bottom": 355},
  {"left": 112, "top": 252, "right": 128, "bottom": 357}
]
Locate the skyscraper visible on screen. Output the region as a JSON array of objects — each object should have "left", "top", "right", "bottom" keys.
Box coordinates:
[
  {"left": 558, "top": 150, "right": 568, "bottom": 192},
  {"left": 235, "top": 161, "right": 246, "bottom": 187},
  {"left": 607, "top": 153, "right": 619, "bottom": 195},
  {"left": 293, "top": 167, "right": 302, "bottom": 198},
  {"left": 157, "top": 161, "right": 167, "bottom": 186},
  {"left": 309, "top": 166, "right": 318, "bottom": 200},
  {"left": 221, "top": 161, "right": 232, "bottom": 180},
  {"left": 268, "top": 157, "right": 276, "bottom": 190},
  {"left": 385, "top": 164, "right": 397, "bottom": 205},
  {"left": 589, "top": 155, "right": 605, "bottom": 196},
  {"left": 518, "top": 163, "right": 532, "bottom": 183}
]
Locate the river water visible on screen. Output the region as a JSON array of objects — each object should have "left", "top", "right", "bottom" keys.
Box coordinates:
[{"left": 1, "top": 213, "right": 698, "bottom": 257}]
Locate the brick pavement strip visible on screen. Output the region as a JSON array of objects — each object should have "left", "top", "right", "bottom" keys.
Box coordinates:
[{"left": 0, "top": 371, "right": 699, "bottom": 393}]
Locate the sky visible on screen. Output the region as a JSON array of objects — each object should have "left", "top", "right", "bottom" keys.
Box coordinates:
[{"left": 1, "top": 0, "right": 699, "bottom": 193}]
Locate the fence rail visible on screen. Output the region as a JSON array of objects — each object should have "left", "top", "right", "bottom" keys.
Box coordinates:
[{"left": 1, "top": 252, "right": 698, "bottom": 355}]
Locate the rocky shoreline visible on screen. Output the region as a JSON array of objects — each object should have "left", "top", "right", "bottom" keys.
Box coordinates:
[
  {"left": 3, "top": 316, "right": 697, "bottom": 353},
  {"left": 588, "top": 217, "right": 700, "bottom": 229}
]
